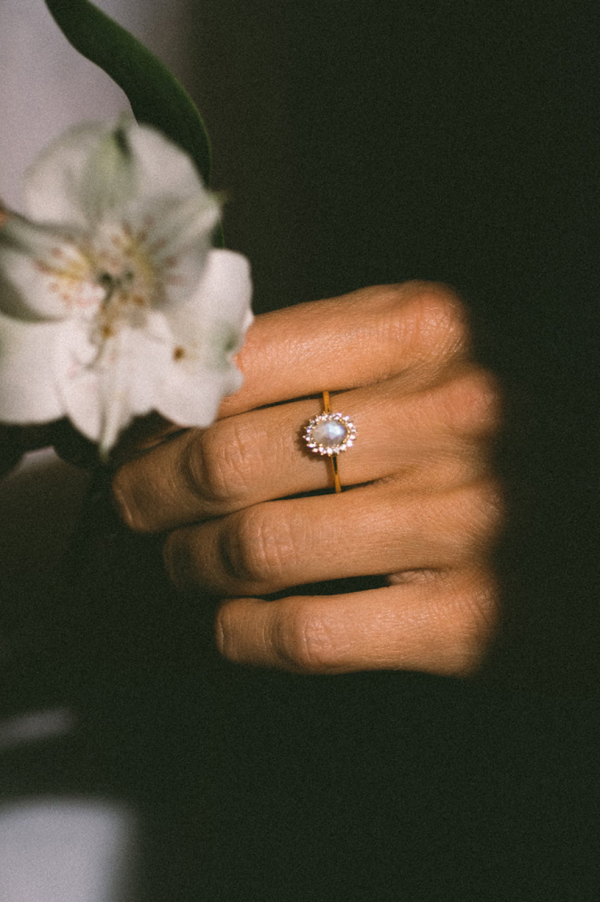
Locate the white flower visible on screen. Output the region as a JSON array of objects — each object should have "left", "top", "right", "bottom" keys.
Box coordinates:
[{"left": 0, "top": 118, "right": 252, "bottom": 456}]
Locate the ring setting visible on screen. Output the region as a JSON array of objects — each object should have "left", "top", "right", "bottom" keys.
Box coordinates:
[
  {"left": 302, "top": 391, "right": 356, "bottom": 493},
  {"left": 303, "top": 412, "right": 356, "bottom": 456}
]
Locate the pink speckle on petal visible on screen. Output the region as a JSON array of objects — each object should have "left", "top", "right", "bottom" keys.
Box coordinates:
[{"left": 67, "top": 355, "right": 82, "bottom": 380}]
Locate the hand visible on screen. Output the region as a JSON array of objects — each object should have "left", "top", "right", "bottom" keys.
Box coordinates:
[{"left": 112, "top": 282, "right": 503, "bottom": 677}]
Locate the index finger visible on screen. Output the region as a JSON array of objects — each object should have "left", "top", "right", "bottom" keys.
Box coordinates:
[{"left": 219, "top": 281, "right": 471, "bottom": 418}]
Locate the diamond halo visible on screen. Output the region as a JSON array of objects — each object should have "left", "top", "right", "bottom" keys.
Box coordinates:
[{"left": 302, "top": 411, "right": 357, "bottom": 456}]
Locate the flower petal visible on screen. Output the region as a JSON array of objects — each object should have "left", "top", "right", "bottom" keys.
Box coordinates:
[
  {"left": 169, "top": 249, "right": 253, "bottom": 357},
  {"left": 24, "top": 121, "right": 127, "bottom": 227},
  {"left": 0, "top": 214, "right": 97, "bottom": 320},
  {"left": 53, "top": 318, "right": 173, "bottom": 455},
  {"left": 78, "top": 120, "right": 140, "bottom": 225},
  {"left": 24, "top": 118, "right": 212, "bottom": 228},
  {"left": 155, "top": 360, "right": 243, "bottom": 428},
  {"left": 124, "top": 121, "right": 211, "bottom": 208},
  {"left": 119, "top": 192, "right": 220, "bottom": 310},
  {"left": 0, "top": 311, "right": 64, "bottom": 423},
  {"left": 156, "top": 249, "right": 253, "bottom": 425},
  {"left": 51, "top": 319, "right": 101, "bottom": 442}
]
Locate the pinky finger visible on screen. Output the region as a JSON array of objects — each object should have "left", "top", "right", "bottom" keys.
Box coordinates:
[{"left": 215, "top": 569, "right": 498, "bottom": 677}]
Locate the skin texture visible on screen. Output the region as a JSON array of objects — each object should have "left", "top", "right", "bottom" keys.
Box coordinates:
[{"left": 112, "top": 282, "right": 504, "bottom": 678}]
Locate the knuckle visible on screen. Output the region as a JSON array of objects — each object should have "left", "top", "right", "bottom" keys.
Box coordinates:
[
  {"left": 223, "top": 505, "right": 293, "bottom": 588},
  {"left": 182, "top": 418, "right": 258, "bottom": 507},
  {"left": 417, "top": 570, "right": 498, "bottom": 677},
  {"left": 272, "top": 600, "right": 341, "bottom": 673},
  {"left": 111, "top": 468, "right": 151, "bottom": 533},
  {"left": 391, "top": 281, "right": 471, "bottom": 362},
  {"left": 457, "top": 480, "right": 505, "bottom": 555},
  {"left": 440, "top": 367, "right": 503, "bottom": 436},
  {"left": 447, "top": 572, "right": 499, "bottom": 675},
  {"left": 214, "top": 601, "right": 239, "bottom": 661}
]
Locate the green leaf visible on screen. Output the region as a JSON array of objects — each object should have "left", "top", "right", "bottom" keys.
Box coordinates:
[{"left": 43, "top": 0, "right": 212, "bottom": 186}]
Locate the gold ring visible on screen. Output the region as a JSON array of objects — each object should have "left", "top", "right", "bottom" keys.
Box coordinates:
[{"left": 302, "top": 391, "right": 357, "bottom": 493}]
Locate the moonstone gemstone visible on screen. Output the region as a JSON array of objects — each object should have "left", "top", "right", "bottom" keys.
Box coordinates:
[{"left": 311, "top": 419, "right": 347, "bottom": 447}]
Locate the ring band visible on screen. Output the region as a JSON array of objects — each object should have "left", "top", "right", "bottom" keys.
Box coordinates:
[{"left": 303, "top": 391, "right": 357, "bottom": 493}]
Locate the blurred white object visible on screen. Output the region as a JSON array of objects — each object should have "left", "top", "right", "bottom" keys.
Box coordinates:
[
  {"left": 0, "top": 708, "right": 75, "bottom": 752},
  {"left": 0, "top": 800, "right": 137, "bottom": 902}
]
